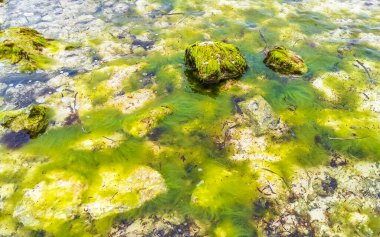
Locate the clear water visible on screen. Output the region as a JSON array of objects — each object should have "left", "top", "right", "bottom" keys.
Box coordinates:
[{"left": 0, "top": 0, "right": 380, "bottom": 236}]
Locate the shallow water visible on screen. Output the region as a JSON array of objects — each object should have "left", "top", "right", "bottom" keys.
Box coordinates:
[{"left": 0, "top": 0, "right": 380, "bottom": 236}]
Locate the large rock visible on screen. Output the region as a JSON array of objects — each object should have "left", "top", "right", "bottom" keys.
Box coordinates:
[
  {"left": 185, "top": 41, "right": 247, "bottom": 84},
  {"left": 263, "top": 46, "right": 307, "bottom": 76},
  {"left": 0, "top": 27, "right": 50, "bottom": 72},
  {"left": 0, "top": 104, "right": 49, "bottom": 138}
]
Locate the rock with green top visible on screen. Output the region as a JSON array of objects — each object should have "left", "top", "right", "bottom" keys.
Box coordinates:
[
  {"left": 0, "top": 27, "right": 50, "bottom": 72},
  {"left": 1, "top": 105, "right": 49, "bottom": 138},
  {"left": 125, "top": 106, "right": 173, "bottom": 137},
  {"left": 263, "top": 46, "right": 307, "bottom": 76},
  {"left": 185, "top": 41, "right": 247, "bottom": 84}
]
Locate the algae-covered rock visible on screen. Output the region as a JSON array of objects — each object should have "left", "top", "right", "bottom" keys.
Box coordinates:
[
  {"left": 0, "top": 27, "right": 50, "bottom": 72},
  {"left": 185, "top": 41, "right": 247, "bottom": 84},
  {"left": 13, "top": 171, "right": 87, "bottom": 230},
  {"left": 238, "top": 96, "right": 280, "bottom": 135},
  {"left": 1, "top": 104, "right": 49, "bottom": 138},
  {"left": 83, "top": 166, "right": 167, "bottom": 219},
  {"left": 125, "top": 105, "right": 173, "bottom": 137},
  {"left": 263, "top": 46, "right": 307, "bottom": 75}
]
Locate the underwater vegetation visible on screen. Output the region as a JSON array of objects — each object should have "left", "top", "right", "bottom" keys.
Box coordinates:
[
  {"left": 0, "top": 0, "right": 379, "bottom": 236},
  {"left": 0, "top": 27, "right": 52, "bottom": 72}
]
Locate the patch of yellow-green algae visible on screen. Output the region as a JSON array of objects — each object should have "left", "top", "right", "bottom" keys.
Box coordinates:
[
  {"left": 0, "top": 27, "right": 55, "bottom": 72},
  {"left": 1, "top": 0, "right": 380, "bottom": 236},
  {"left": 0, "top": 105, "right": 49, "bottom": 138}
]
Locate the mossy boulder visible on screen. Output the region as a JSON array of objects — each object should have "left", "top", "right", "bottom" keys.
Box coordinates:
[
  {"left": 185, "top": 41, "right": 247, "bottom": 84},
  {"left": 0, "top": 27, "right": 50, "bottom": 72},
  {"left": 1, "top": 105, "right": 49, "bottom": 138},
  {"left": 263, "top": 46, "right": 307, "bottom": 76}
]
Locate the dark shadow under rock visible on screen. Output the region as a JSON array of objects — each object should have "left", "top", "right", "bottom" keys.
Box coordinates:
[{"left": 0, "top": 130, "right": 30, "bottom": 149}]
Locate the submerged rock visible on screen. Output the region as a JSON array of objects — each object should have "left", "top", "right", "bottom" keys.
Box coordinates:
[
  {"left": 109, "top": 214, "right": 207, "bottom": 237},
  {"left": 0, "top": 104, "right": 49, "bottom": 138},
  {"left": 238, "top": 96, "right": 280, "bottom": 135},
  {"left": 125, "top": 105, "right": 173, "bottom": 137},
  {"left": 0, "top": 27, "right": 50, "bottom": 72},
  {"left": 13, "top": 171, "right": 87, "bottom": 230},
  {"left": 263, "top": 46, "right": 307, "bottom": 75},
  {"left": 107, "top": 88, "right": 156, "bottom": 114},
  {"left": 257, "top": 161, "right": 380, "bottom": 237},
  {"left": 185, "top": 41, "right": 247, "bottom": 84},
  {"left": 83, "top": 166, "right": 167, "bottom": 219}
]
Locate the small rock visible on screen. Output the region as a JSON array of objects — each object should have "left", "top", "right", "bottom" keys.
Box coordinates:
[
  {"left": 238, "top": 95, "right": 280, "bottom": 135},
  {"left": 264, "top": 46, "right": 307, "bottom": 75}
]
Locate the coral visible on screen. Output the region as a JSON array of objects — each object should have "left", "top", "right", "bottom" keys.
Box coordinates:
[
  {"left": 125, "top": 106, "right": 173, "bottom": 137},
  {"left": 185, "top": 41, "right": 247, "bottom": 84},
  {"left": 1, "top": 105, "right": 49, "bottom": 138},
  {"left": 263, "top": 46, "right": 307, "bottom": 75},
  {"left": 0, "top": 27, "right": 49, "bottom": 72}
]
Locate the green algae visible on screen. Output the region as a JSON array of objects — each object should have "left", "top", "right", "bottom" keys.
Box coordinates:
[
  {"left": 185, "top": 41, "right": 248, "bottom": 84},
  {"left": 0, "top": 27, "right": 52, "bottom": 72},
  {"left": 124, "top": 105, "right": 173, "bottom": 137},
  {"left": 64, "top": 43, "right": 82, "bottom": 51},
  {"left": 263, "top": 46, "right": 308, "bottom": 75},
  {"left": 0, "top": 1, "right": 380, "bottom": 236},
  {"left": 0, "top": 105, "right": 49, "bottom": 138}
]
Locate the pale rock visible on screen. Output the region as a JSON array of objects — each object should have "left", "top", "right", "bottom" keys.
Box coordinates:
[{"left": 83, "top": 166, "right": 167, "bottom": 219}]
